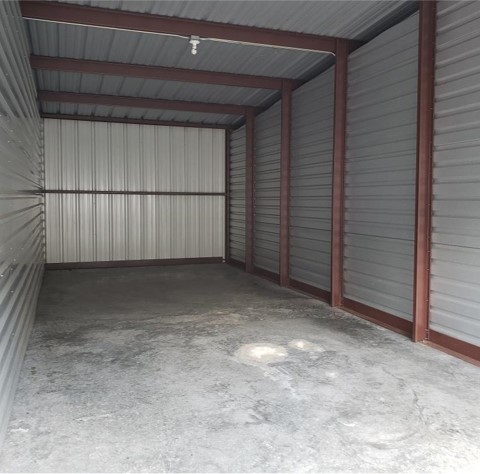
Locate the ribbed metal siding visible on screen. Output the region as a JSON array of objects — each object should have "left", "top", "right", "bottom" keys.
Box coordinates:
[
  {"left": 44, "top": 119, "right": 225, "bottom": 263},
  {"left": 35, "top": 69, "right": 275, "bottom": 107},
  {"left": 229, "top": 126, "right": 246, "bottom": 263},
  {"left": 0, "top": 1, "right": 44, "bottom": 444},
  {"left": 290, "top": 68, "right": 334, "bottom": 290},
  {"left": 431, "top": 1, "right": 480, "bottom": 346},
  {"left": 42, "top": 0, "right": 414, "bottom": 40},
  {"left": 344, "top": 13, "right": 418, "bottom": 320},
  {"left": 254, "top": 102, "right": 281, "bottom": 274}
]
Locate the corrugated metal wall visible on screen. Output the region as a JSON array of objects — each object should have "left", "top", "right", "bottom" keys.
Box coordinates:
[
  {"left": 290, "top": 68, "right": 334, "bottom": 291},
  {"left": 431, "top": 1, "right": 480, "bottom": 347},
  {"left": 0, "top": 1, "right": 44, "bottom": 443},
  {"left": 344, "top": 13, "right": 419, "bottom": 320},
  {"left": 229, "top": 125, "right": 246, "bottom": 263},
  {"left": 254, "top": 101, "right": 282, "bottom": 275},
  {"left": 44, "top": 119, "right": 225, "bottom": 263}
]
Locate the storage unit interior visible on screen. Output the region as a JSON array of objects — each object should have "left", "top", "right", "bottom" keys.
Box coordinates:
[{"left": 1, "top": 0, "right": 480, "bottom": 472}]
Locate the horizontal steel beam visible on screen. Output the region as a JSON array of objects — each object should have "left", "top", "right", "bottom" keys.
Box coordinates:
[
  {"left": 31, "top": 56, "right": 297, "bottom": 90},
  {"left": 21, "top": 1, "right": 345, "bottom": 53},
  {"left": 38, "top": 91, "right": 256, "bottom": 116},
  {"left": 40, "top": 113, "right": 232, "bottom": 130},
  {"left": 43, "top": 190, "right": 226, "bottom": 196},
  {"left": 45, "top": 257, "right": 224, "bottom": 271}
]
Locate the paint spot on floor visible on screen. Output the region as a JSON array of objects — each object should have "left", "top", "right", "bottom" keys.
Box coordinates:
[
  {"left": 235, "top": 343, "right": 288, "bottom": 365},
  {"left": 75, "top": 414, "right": 113, "bottom": 423},
  {"left": 288, "top": 339, "right": 325, "bottom": 353}
]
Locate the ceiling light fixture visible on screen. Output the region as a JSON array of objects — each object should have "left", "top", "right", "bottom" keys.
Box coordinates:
[{"left": 189, "top": 35, "right": 200, "bottom": 55}]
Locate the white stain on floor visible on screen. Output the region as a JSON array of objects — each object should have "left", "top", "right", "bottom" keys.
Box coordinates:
[{"left": 235, "top": 343, "right": 288, "bottom": 365}]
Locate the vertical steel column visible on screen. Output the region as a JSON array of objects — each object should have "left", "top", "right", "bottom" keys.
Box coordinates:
[
  {"left": 413, "top": 0, "right": 436, "bottom": 342},
  {"left": 331, "top": 39, "right": 348, "bottom": 307},
  {"left": 280, "top": 80, "right": 293, "bottom": 286},
  {"left": 224, "top": 129, "right": 230, "bottom": 262},
  {"left": 245, "top": 109, "right": 255, "bottom": 273}
]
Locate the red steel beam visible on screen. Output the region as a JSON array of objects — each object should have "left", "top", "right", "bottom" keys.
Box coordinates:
[
  {"left": 427, "top": 331, "right": 480, "bottom": 366},
  {"left": 46, "top": 257, "right": 223, "bottom": 271},
  {"left": 31, "top": 56, "right": 298, "bottom": 90},
  {"left": 413, "top": 0, "right": 436, "bottom": 342},
  {"left": 40, "top": 113, "right": 232, "bottom": 130},
  {"left": 343, "top": 299, "right": 413, "bottom": 338},
  {"left": 21, "top": 1, "right": 343, "bottom": 53},
  {"left": 245, "top": 109, "right": 255, "bottom": 273},
  {"left": 330, "top": 39, "right": 349, "bottom": 307},
  {"left": 43, "top": 190, "right": 226, "bottom": 196},
  {"left": 279, "top": 81, "right": 293, "bottom": 287},
  {"left": 38, "top": 91, "right": 256, "bottom": 116},
  {"left": 225, "top": 129, "right": 231, "bottom": 263}
]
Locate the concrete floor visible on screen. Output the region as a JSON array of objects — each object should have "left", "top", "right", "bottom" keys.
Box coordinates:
[{"left": 1, "top": 264, "right": 479, "bottom": 473}]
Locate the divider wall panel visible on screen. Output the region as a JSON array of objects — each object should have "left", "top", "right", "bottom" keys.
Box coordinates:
[
  {"left": 344, "top": 13, "right": 419, "bottom": 321},
  {"left": 0, "top": 1, "right": 44, "bottom": 443},
  {"left": 229, "top": 125, "right": 246, "bottom": 264},
  {"left": 254, "top": 101, "right": 282, "bottom": 275},
  {"left": 430, "top": 1, "right": 480, "bottom": 348},
  {"left": 44, "top": 119, "right": 225, "bottom": 263},
  {"left": 290, "top": 68, "right": 334, "bottom": 292}
]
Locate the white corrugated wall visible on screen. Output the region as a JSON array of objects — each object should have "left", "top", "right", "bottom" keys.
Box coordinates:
[
  {"left": 344, "top": 12, "right": 419, "bottom": 320},
  {"left": 0, "top": 2, "right": 44, "bottom": 443},
  {"left": 290, "top": 67, "right": 334, "bottom": 291},
  {"left": 44, "top": 119, "right": 225, "bottom": 263},
  {"left": 229, "top": 125, "right": 246, "bottom": 263},
  {"left": 431, "top": 1, "right": 480, "bottom": 347},
  {"left": 254, "top": 101, "right": 282, "bottom": 275}
]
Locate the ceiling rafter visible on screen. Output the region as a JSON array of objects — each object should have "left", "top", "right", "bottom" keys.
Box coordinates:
[
  {"left": 38, "top": 91, "right": 260, "bottom": 116},
  {"left": 40, "top": 113, "right": 233, "bottom": 129},
  {"left": 31, "top": 56, "right": 300, "bottom": 90},
  {"left": 20, "top": 1, "right": 359, "bottom": 54}
]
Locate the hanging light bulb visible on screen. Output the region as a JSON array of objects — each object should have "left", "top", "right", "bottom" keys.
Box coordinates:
[{"left": 189, "top": 35, "right": 200, "bottom": 55}]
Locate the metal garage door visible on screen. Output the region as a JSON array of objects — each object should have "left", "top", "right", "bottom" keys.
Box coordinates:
[
  {"left": 229, "top": 126, "right": 246, "bottom": 263},
  {"left": 344, "top": 13, "right": 419, "bottom": 320},
  {"left": 254, "top": 101, "right": 281, "bottom": 275},
  {"left": 430, "top": 1, "right": 480, "bottom": 347},
  {"left": 290, "top": 68, "right": 334, "bottom": 292}
]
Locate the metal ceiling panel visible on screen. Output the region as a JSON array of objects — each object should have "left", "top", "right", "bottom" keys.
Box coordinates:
[
  {"left": 40, "top": 101, "right": 235, "bottom": 125},
  {"left": 26, "top": 20, "right": 330, "bottom": 79},
  {"left": 25, "top": 0, "right": 417, "bottom": 124},
  {"left": 45, "top": 0, "right": 417, "bottom": 40},
  {"left": 34, "top": 71, "right": 276, "bottom": 106}
]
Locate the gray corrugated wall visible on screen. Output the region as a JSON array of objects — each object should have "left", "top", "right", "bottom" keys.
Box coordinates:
[
  {"left": 229, "top": 126, "right": 246, "bottom": 263},
  {"left": 254, "top": 101, "right": 282, "bottom": 274},
  {"left": 44, "top": 119, "right": 225, "bottom": 263},
  {"left": 0, "top": 2, "right": 44, "bottom": 443},
  {"left": 431, "top": 1, "right": 480, "bottom": 347},
  {"left": 290, "top": 68, "right": 334, "bottom": 290},
  {"left": 344, "top": 12, "right": 419, "bottom": 320}
]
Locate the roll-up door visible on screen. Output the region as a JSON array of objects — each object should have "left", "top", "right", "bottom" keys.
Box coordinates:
[
  {"left": 254, "top": 101, "right": 281, "bottom": 276},
  {"left": 430, "top": 1, "right": 480, "bottom": 347},
  {"left": 290, "top": 68, "right": 334, "bottom": 293},
  {"left": 229, "top": 126, "right": 246, "bottom": 264},
  {"left": 344, "top": 13, "right": 419, "bottom": 321}
]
